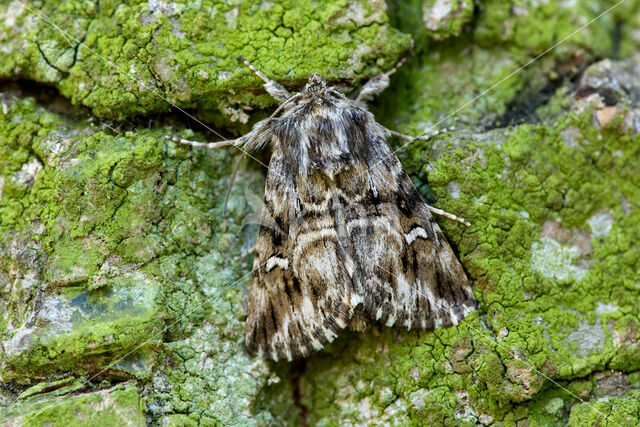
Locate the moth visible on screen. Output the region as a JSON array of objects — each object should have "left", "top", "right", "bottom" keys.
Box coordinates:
[{"left": 174, "top": 57, "right": 477, "bottom": 361}]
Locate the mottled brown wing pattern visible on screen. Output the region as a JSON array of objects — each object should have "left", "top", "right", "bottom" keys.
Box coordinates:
[
  {"left": 243, "top": 79, "right": 476, "bottom": 361},
  {"left": 245, "top": 140, "right": 475, "bottom": 361},
  {"left": 333, "top": 140, "right": 476, "bottom": 331},
  {"left": 244, "top": 153, "right": 361, "bottom": 361}
]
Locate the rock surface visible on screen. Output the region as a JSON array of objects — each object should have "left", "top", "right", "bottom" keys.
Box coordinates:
[
  {"left": 0, "top": 0, "right": 410, "bottom": 127},
  {"left": 0, "top": 382, "right": 146, "bottom": 426},
  {"left": 1, "top": 0, "right": 640, "bottom": 425}
]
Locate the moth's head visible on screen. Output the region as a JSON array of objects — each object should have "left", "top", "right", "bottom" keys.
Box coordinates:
[
  {"left": 303, "top": 74, "right": 328, "bottom": 95},
  {"left": 297, "top": 74, "right": 347, "bottom": 107}
]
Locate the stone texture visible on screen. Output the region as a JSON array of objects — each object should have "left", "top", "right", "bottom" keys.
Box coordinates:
[
  {"left": 0, "top": 0, "right": 410, "bottom": 127},
  {"left": 1, "top": 0, "right": 640, "bottom": 425},
  {"left": 0, "top": 382, "right": 145, "bottom": 426}
]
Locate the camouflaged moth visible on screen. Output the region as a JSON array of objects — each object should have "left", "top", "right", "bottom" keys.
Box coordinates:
[{"left": 174, "top": 57, "right": 476, "bottom": 361}]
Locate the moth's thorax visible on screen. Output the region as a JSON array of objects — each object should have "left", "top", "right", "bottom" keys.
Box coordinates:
[
  {"left": 272, "top": 96, "right": 386, "bottom": 180},
  {"left": 269, "top": 76, "right": 387, "bottom": 178}
]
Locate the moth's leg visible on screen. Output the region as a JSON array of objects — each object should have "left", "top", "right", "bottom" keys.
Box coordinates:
[
  {"left": 235, "top": 244, "right": 257, "bottom": 260},
  {"left": 355, "top": 57, "right": 408, "bottom": 104},
  {"left": 427, "top": 205, "right": 471, "bottom": 227},
  {"left": 237, "top": 55, "right": 291, "bottom": 102},
  {"left": 163, "top": 135, "right": 241, "bottom": 149},
  {"left": 384, "top": 126, "right": 454, "bottom": 142}
]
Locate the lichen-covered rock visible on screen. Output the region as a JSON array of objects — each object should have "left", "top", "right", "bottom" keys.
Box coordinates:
[
  {"left": 569, "top": 389, "right": 640, "bottom": 426},
  {"left": 0, "top": 382, "right": 145, "bottom": 426},
  {"left": 1, "top": 0, "right": 640, "bottom": 425},
  {"left": 0, "top": 91, "right": 268, "bottom": 423},
  {"left": 385, "top": 0, "right": 640, "bottom": 128},
  {"left": 388, "top": 0, "right": 474, "bottom": 46},
  {"left": 0, "top": 0, "right": 410, "bottom": 126}
]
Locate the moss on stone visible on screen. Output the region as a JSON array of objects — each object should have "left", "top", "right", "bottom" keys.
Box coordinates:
[
  {"left": 2, "top": 0, "right": 640, "bottom": 424},
  {"left": 0, "top": 382, "right": 145, "bottom": 426},
  {"left": 0, "top": 0, "right": 411, "bottom": 127}
]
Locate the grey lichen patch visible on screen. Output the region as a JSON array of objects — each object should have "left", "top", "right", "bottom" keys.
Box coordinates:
[
  {"left": 530, "top": 238, "right": 589, "bottom": 281},
  {"left": 587, "top": 211, "right": 614, "bottom": 238},
  {"left": 564, "top": 317, "right": 606, "bottom": 359},
  {"left": 0, "top": 0, "right": 411, "bottom": 125}
]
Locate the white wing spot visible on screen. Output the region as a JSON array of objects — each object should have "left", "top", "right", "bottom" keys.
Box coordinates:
[
  {"left": 405, "top": 227, "right": 428, "bottom": 245},
  {"left": 266, "top": 256, "right": 289, "bottom": 272}
]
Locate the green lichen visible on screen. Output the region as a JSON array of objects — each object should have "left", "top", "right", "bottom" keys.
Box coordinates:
[
  {"left": 0, "top": 0, "right": 411, "bottom": 126},
  {"left": 382, "top": 0, "right": 640, "bottom": 128},
  {"left": 0, "top": 382, "right": 145, "bottom": 426},
  {"left": 2, "top": 0, "right": 640, "bottom": 425},
  {"left": 0, "top": 89, "right": 273, "bottom": 422},
  {"left": 0, "top": 96, "right": 169, "bottom": 381},
  {"left": 568, "top": 390, "right": 640, "bottom": 426},
  {"left": 388, "top": 0, "right": 474, "bottom": 48}
]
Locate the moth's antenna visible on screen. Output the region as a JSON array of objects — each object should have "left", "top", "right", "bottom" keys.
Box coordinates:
[
  {"left": 265, "top": 93, "right": 301, "bottom": 122},
  {"left": 237, "top": 56, "right": 271, "bottom": 84},
  {"left": 384, "top": 56, "right": 408, "bottom": 77},
  {"left": 329, "top": 89, "right": 348, "bottom": 100},
  {"left": 237, "top": 56, "right": 291, "bottom": 102}
]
